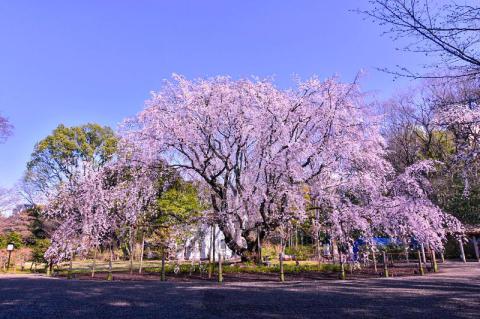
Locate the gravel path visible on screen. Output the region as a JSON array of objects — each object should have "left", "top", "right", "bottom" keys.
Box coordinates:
[{"left": 1, "top": 261, "right": 478, "bottom": 319}]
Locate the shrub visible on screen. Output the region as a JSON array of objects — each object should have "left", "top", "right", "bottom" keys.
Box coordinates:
[
  {"left": 284, "top": 245, "right": 314, "bottom": 261},
  {"left": 31, "top": 239, "right": 50, "bottom": 264},
  {"left": 0, "top": 232, "right": 23, "bottom": 249}
]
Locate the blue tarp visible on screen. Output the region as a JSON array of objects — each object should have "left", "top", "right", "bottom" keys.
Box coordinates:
[{"left": 352, "top": 237, "right": 405, "bottom": 260}]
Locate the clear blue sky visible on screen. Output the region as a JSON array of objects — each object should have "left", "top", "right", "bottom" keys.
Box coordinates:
[{"left": 0, "top": 1, "right": 425, "bottom": 189}]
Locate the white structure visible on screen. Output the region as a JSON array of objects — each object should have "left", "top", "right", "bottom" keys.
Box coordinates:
[{"left": 176, "top": 224, "right": 235, "bottom": 261}]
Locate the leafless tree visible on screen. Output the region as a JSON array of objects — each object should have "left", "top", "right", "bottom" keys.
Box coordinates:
[
  {"left": 382, "top": 81, "right": 452, "bottom": 172},
  {"left": 0, "top": 114, "right": 13, "bottom": 143},
  {"left": 361, "top": 0, "right": 480, "bottom": 79}
]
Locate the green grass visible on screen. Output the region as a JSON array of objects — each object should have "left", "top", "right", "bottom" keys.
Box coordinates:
[
  {"left": 220, "top": 262, "right": 340, "bottom": 274},
  {"left": 9, "top": 258, "right": 341, "bottom": 277},
  {"left": 47, "top": 259, "right": 340, "bottom": 276}
]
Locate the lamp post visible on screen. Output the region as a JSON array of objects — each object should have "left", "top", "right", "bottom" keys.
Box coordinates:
[{"left": 6, "top": 243, "right": 14, "bottom": 271}]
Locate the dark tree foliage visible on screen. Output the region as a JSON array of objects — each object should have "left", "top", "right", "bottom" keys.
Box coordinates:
[
  {"left": 0, "top": 205, "right": 55, "bottom": 245},
  {"left": 24, "top": 123, "right": 118, "bottom": 195}
]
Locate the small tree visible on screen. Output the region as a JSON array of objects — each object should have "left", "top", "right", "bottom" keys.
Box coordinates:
[{"left": 0, "top": 113, "right": 13, "bottom": 143}]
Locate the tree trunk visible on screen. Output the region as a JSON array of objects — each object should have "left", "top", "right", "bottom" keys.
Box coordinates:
[
  {"left": 161, "top": 248, "right": 166, "bottom": 281},
  {"left": 459, "top": 239, "right": 466, "bottom": 263},
  {"left": 421, "top": 244, "right": 427, "bottom": 264},
  {"left": 107, "top": 244, "right": 113, "bottom": 281},
  {"left": 91, "top": 249, "right": 97, "bottom": 278},
  {"left": 139, "top": 232, "right": 145, "bottom": 274},
  {"left": 129, "top": 226, "right": 135, "bottom": 275},
  {"left": 217, "top": 220, "right": 265, "bottom": 262}
]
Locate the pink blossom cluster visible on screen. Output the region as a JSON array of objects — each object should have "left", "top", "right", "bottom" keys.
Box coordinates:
[
  {"left": 44, "top": 76, "right": 464, "bottom": 261},
  {"left": 44, "top": 149, "right": 160, "bottom": 263},
  {"left": 123, "top": 75, "right": 463, "bottom": 255}
]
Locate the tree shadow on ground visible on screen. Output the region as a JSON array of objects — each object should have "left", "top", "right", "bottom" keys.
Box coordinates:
[{"left": 0, "top": 268, "right": 479, "bottom": 319}]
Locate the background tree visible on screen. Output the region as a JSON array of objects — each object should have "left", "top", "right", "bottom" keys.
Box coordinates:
[
  {"left": 24, "top": 123, "right": 117, "bottom": 197},
  {"left": 362, "top": 0, "right": 480, "bottom": 79},
  {"left": 382, "top": 83, "right": 455, "bottom": 172},
  {"left": 382, "top": 79, "right": 480, "bottom": 225},
  {"left": 42, "top": 146, "right": 201, "bottom": 265},
  {"left": 0, "top": 113, "right": 13, "bottom": 143},
  {"left": 151, "top": 179, "right": 204, "bottom": 258}
]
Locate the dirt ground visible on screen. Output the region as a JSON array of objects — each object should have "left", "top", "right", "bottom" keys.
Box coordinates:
[{"left": 1, "top": 261, "right": 478, "bottom": 319}]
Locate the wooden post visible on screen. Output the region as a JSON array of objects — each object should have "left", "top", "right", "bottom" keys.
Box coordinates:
[
  {"left": 459, "top": 239, "right": 466, "bottom": 263},
  {"left": 91, "top": 249, "right": 97, "bottom": 278},
  {"left": 257, "top": 227, "right": 262, "bottom": 264},
  {"left": 316, "top": 233, "right": 321, "bottom": 265},
  {"left": 218, "top": 253, "right": 223, "bottom": 283},
  {"left": 212, "top": 224, "right": 216, "bottom": 267},
  {"left": 208, "top": 225, "right": 214, "bottom": 279},
  {"left": 161, "top": 248, "right": 166, "bottom": 281},
  {"left": 279, "top": 253, "right": 285, "bottom": 282},
  {"left": 382, "top": 251, "right": 389, "bottom": 278},
  {"left": 315, "top": 207, "right": 321, "bottom": 265},
  {"left": 139, "top": 232, "right": 145, "bottom": 274},
  {"left": 107, "top": 244, "right": 113, "bottom": 281},
  {"left": 420, "top": 244, "right": 427, "bottom": 264},
  {"left": 440, "top": 251, "right": 445, "bottom": 263},
  {"left": 295, "top": 225, "right": 298, "bottom": 249},
  {"left": 339, "top": 252, "right": 346, "bottom": 280},
  {"left": 472, "top": 236, "right": 480, "bottom": 263},
  {"left": 332, "top": 241, "right": 339, "bottom": 264},
  {"left": 430, "top": 248, "right": 438, "bottom": 272},
  {"left": 189, "top": 259, "right": 195, "bottom": 276},
  {"left": 46, "top": 260, "right": 53, "bottom": 277},
  {"left": 6, "top": 250, "right": 12, "bottom": 271},
  {"left": 417, "top": 250, "right": 424, "bottom": 276},
  {"left": 129, "top": 227, "right": 135, "bottom": 275},
  {"left": 67, "top": 252, "right": 73, "bottom": 279},
  {"left": 371, "top": 248, "right": 377, "bottom": 273},
  {"left": 197, "top": 234, "right": 203, "bottom": 276}
]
